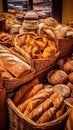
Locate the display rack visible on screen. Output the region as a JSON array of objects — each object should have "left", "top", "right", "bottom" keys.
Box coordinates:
[{"left": 33, "top": 0, "right": 52, "bottom": 16}]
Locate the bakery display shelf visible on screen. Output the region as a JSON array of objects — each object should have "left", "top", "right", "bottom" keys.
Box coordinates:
[
  {"left": 33, "top": 1, "right": 49, "bottom": 5},
  {"left": 8, "top": 0, "right": 28, "bottom": 3}
]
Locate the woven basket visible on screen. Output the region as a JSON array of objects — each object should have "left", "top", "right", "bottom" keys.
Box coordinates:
[
  {"left": 14, "top": 32, "right": 60, "bottom": 72},
  {"left": 7, "top": 98, "right": 70, "bottom": 130},
  {"left": 59, "top": 37, "right": 73, "bottom": 58}
]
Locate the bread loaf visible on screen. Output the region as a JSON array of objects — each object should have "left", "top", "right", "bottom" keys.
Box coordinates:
[
  {"left": 13, "top": 78, "right": 39, "bottom": 105},
  {"left": 67, "top": 82, "right": 73, "bottom": 91},
  {"left": 63, "top": 60, "right": 73, "bottom": 73},
  {"left": 37, "top": 94, "right": 63, "bottom": 124},
  {"left": 37, "top": 107, "right": 56, "bottom": 123},
  {"left": 53, "top": 102, "right": 65, "bottom": 119},
  {"left": 28, "top": 93, "right": 58, "bottom": 121},
  {"left": 68, "top": 72, "right": 73, "bottom": 83},
  {"left": 53, "top": 84, "right": 71, "bottom": 98},
  {"left": 47, "top": 70, "right": 68, "bottom": 85},
  {"left": 17, "top": 87, "right": 53, "bottom": 112},
  {"left": 0, "top": 63, "right": 13, "bottom": 79},
  {"left": 26, "top": 84, "right": 44, "bottom": 99},
  {"left": 0, "top": 45, "right": 31, "bottom": 77}
]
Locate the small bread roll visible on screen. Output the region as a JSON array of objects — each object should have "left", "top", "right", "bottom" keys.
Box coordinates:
[
  {"left": 68, "top": 72, "right": 73, "bottom": 83},
  {"left": 47, "top": 70, "right": 68, "bottom": 85},
  {"left": 63, "top": 60, "right": 73, "bottom": 73}
]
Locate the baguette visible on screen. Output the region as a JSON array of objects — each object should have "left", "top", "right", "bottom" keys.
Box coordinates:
[
  {"left": 53, "top": 94, "right": 63, "bottom": 108},
  {"left": 13, "top": 78, "right": 39, "bottom": 105},
  {"left": 25, "top": 84, "right": 44, "bottom": 99},
  {"left": 28, "top": 93, "right": 58, "bottom": 121},
  {"left": 37, "top": 107, "right": 56, "bottom": 123},
  {"left": 53, "top": 102, "right": 65, "bottom": 119},
  {"left": 17, "top": 87, "right": 53, "bottom": 112},
  {"left": 36, "top": 94, "right": 63, "bottom": 124}
]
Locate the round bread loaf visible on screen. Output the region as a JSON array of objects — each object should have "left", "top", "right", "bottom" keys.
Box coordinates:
[
  {"left": 53, "top": 84, "right": 71, "bottom": 98},
  {"left": 63, "top": 60, "right": 73, "bottom": 73},
  {"left": 68, "top": 72, "right": 73, "bottom": 83},
  {"left": 24, "top": 11, "right": 39, "bottom": 20},
  {"left": 47, "top": 70, "right": 68, "bottom": 85},
  {"left": 44, "top": 18, "right": 58, "bottom": 28}
]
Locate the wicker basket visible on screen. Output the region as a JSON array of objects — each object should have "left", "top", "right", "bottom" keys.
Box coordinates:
[
  {"left": 14, "top": 32, "right": 60, "bottom": 72},
  {"left": 7, "top": 98, "right": 70, "bottom": 130},
  {"left": 59, "top": 37, "right": 73, "bottom": 58}
]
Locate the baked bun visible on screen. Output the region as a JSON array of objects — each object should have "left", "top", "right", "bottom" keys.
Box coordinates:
[
  {"left": 63, "top": 60, "right": 73, "bottom": 73},
  {"left": 24, "top": 11, "right": 39, "bottom": 20},
  {"left": 16, "top": 14, "right": 24, "bottom": 21},
  {"left": 53, "top": 84, "right": 71, "bottom": 98},
  {"left": 47, "top": 70, "right": 68, "bottom": 85},
  {"left": 45, "top": 18, "right": 58, "bottom": 28},
  {"left": 37, "top": 12, "right": 47, "bottom": 19},
  {"left": 23, "top": 20, "right": 38, "bottom": 30},
  {"left": 10, "top": 24, "right": 21, "bottom": 34},
  {"left": 68, "top": 72, "right": 73, "bottom": 83}
]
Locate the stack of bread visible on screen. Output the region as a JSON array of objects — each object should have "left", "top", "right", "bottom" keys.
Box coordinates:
[{"left": 22, "top": 11, "right": 39, "bottom": 33}]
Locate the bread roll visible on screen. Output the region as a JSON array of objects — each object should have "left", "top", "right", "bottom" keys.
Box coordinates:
[
  {"left": 63, "top": 60, "right": 73, "bottom": 73},
  {"left": 68, "top": 72, "right": 73, "bottom": 83},
  {"left": 47, "top": 70, "right": 68, "bottom": 85},
  {"left": 67, "top": 82, "right": 73, "bottom": 91}
]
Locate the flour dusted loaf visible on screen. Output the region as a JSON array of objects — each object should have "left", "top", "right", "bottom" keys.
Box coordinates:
[
  {"left": 47, "top": 70, "right": 68, "bottom": 85},
  {"left": 0, "top": 45, "right": 31, "bottom": 77}
]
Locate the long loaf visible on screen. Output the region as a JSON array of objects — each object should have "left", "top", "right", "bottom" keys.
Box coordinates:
[
  {"left": 28, "top": 93, "right": 58, "bottom": 121},
  {"left": 18, "top": 87, "right": 53, "bottom": 113}
]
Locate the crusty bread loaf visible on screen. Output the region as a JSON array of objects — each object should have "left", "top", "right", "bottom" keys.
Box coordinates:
[
  {"left": 28, "top": 93, "right": 58, "bottom": 121},
  {"left": 13, "top": 78, "right": 39, "bottom": 106},
  {"left": 17, "top": 86, "right": 53, "bottom": 112},
  {"left": 37, "top": 107, "right": 56, "bottom": 123},
  {"left": 0, "top": 45, "right": 31, "bottom": 77},
  {"left": 68, "top": 72, "right": 73, "bottom": 84},
  {"left": 36, "top": 94, "right": 63, "bottom": 124},
  {"left": 53, "top": 102, "right": 65, "bottom": 119},
  {"left": 0, "top": 61, "right": 13, "bottom": 79}
]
